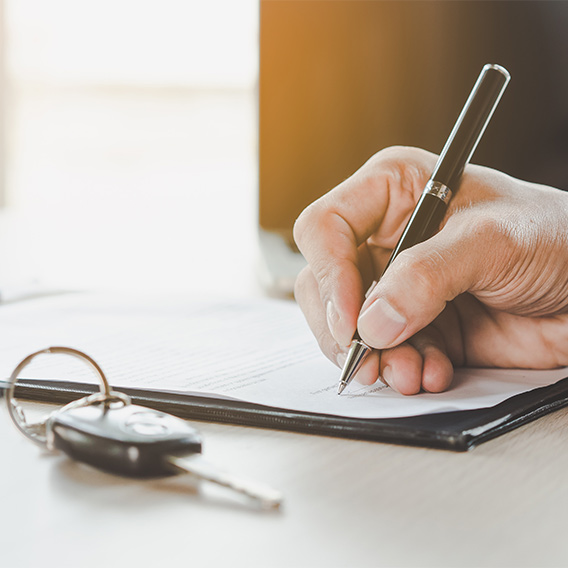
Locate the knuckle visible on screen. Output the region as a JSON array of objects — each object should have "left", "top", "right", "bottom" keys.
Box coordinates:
[
  {"left": 469, "top": 214, "right": 505, "bottom": 241},
  {"left": 294, "top": 201, "right": 354, "bottom": 263},
  {"left": 314, "top": 267, "right": 337, "bottom": 297},
  {"left": 292, "top": 205, "right": 310, "bottom": 244},
  {"left": 293, "top": 267, "right": 311, "bottom": 305},
  {"left": 293, "top": 200, "right": 325, "bottom": 250},
  {"left": 366, "top": 146, "right": 434, "bottom": 174}
]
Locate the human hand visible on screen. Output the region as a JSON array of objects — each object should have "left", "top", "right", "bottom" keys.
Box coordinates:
[{"left": 293, "top": 146, "right": 568, "bottom": 395}]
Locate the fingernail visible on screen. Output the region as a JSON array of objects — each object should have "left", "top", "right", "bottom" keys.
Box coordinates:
[
  {"left": 326, "top": 300, "right": 340, "bottom": 340},
  {"left": 336, "top": 351, "right": 347, "bottom": 368},
  {"left": 358, "top": 297, "right": 406, "bottom": 348}
]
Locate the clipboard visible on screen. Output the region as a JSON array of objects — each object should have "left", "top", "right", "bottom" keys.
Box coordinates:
[{"left": 3, "top": 375, "right": 568, "bottom": 451}]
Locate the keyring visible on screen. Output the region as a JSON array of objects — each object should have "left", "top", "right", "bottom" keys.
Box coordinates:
[{"left": 6, "top": 346, "right": 130, "bottom": 448}]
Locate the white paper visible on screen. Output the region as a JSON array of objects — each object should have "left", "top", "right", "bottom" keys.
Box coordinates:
[{"left": 1, "top": 292, "right": 567, "bottom": 419}]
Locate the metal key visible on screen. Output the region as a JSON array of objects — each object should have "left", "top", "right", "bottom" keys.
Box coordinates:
[{"left": 47, "top": 401, "right": 283, "bottom": 509}]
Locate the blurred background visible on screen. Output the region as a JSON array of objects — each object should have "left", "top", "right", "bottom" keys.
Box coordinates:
[
  {"left": 259, "top": 1, "right": 568, "bottom": 237},
  {"left": 1, "top": 1, "right": 567, "bottom": 299},
  {"left": 0, "top": 0, "right": 259, "bottom": 297}
]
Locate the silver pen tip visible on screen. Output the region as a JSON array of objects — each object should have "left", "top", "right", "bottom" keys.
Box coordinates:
[{"left": 336, "top": 340, "right": 371, "bottom": 396}]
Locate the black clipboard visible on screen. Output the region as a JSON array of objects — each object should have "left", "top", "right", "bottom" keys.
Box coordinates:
[{"left": 3, "top": 376, "right": 568, "bottom": 451}]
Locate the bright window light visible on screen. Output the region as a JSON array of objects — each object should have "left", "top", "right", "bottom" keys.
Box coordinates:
[{"left": 1, "top": 0, "right": 260, "bottom": 296}]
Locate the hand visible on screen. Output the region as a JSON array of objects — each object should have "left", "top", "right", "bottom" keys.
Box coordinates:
[{"left": 293, "top": 146, "right": 568, "bottom": 395}]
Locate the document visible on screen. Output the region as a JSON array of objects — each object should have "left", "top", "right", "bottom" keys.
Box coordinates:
[{"left": 1, "top": 292, "right": 566, "bottom": 419}]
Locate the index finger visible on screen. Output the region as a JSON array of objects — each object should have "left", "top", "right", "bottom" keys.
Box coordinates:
[{"left": 293, "top": 146, "right": 435, "bottom": 346}]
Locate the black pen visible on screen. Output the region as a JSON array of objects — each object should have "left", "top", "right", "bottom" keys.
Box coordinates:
[{"left": 337, "top": 63, "right": 511, "bottom": 395}]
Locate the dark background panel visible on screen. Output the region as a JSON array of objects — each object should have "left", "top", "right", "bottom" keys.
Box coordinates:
[{"left": 259, "top": 1, "right": 568, "bottom": 232}]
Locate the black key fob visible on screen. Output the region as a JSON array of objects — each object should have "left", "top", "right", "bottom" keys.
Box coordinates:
[{"left": 49, "top": 403, "right": 202, "bottom": 478}]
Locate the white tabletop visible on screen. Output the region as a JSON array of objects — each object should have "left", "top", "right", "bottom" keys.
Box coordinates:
[{"left": 2, "top": 400, "right": 568, "bottom": 568}]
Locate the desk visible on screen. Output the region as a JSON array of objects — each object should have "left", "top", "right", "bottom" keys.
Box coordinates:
[
  {"left": 1, "top": 75, "right": 567, "bottom": 568},
  {"left": 2, "top": 401, "right": 568, "bottom": 568}
]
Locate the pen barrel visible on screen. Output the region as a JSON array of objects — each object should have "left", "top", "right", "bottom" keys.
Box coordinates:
[
  {"left": 350, "top": 65, "right": 510, "bottom": 357},
  {"left": 431, "top": 64, "right": 510, "bottom": 191},
  {"left": 381, "top": 192, "right": 447, "bottom": 276},
  {"left": 380, "top": 64, "right": 510, "bottom": 278}
]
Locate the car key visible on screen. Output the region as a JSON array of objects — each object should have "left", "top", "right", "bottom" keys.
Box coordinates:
[{"left": 47, "top": 401, "right": 283, "bottom": 509}]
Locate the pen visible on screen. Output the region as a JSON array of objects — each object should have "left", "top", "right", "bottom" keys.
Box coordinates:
[{"left": 337, "top": 63, "right": 511, "bottom": 395}]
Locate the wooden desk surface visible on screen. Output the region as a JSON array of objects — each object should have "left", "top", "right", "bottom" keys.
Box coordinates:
[{"left": 2, "top": 402, "right": 568, "bottom": 568}]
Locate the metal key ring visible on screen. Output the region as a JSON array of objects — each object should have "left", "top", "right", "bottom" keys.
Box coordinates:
[{"left": 6, "top": 346, "right": 130, "bottom": 447}]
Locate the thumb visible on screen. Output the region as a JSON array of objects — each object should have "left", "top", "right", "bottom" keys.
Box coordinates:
[{"left": 357, "top": 213, "right": 490, "bottom": 349}]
